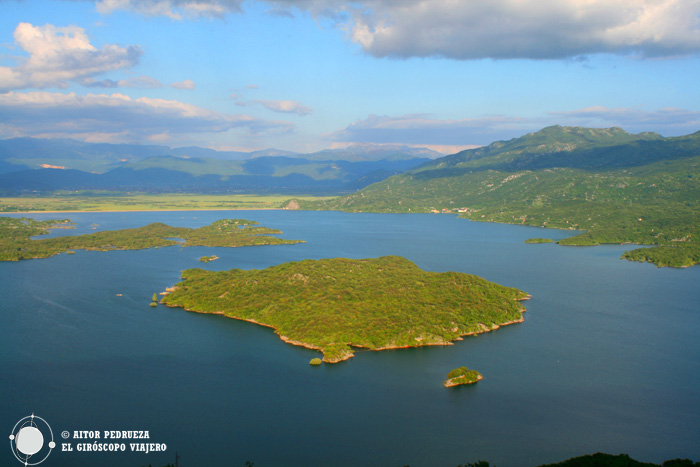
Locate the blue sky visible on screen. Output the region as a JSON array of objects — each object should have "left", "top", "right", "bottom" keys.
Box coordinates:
[{"left": 1, "top": 0, "right": 700, "bottom": 153}]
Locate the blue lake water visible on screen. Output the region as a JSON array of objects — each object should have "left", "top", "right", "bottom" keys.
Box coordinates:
[{"left": 1, "top": 210, "right": 699, "bottom": 467}]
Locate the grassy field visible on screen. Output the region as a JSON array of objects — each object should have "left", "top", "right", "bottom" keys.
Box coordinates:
[{"left": 0, "top": 193, "right": 335, "bottom": 212}]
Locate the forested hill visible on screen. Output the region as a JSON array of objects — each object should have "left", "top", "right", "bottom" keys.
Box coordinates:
[
  {"left": 301, "top": 126, "right": 700, "bottom": 268},
  {"left": 415, "top": 125, "right": 700, "bottom": 172}
]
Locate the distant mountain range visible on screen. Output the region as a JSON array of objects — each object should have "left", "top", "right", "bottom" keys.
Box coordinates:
[{"left": 0, "top": 138, "right": 443, "bottom": 194}]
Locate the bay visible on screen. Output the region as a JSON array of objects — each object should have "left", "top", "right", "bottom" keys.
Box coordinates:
[{"left": 1, "top": 211, "right": 698, "bottom": 467}]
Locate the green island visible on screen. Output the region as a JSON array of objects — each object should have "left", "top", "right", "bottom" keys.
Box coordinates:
[
  {"left": 299, "top": 126, "right": 700, "bottom": 268},
  {"left": 0, "top": 217, "right": 302, "bottom": 262},
  {"left": 443, "top": 366, "right": 483, "bottom": 387},
  {"left": 525, "top": 238, "right": 554, "bottom": 244},
  {"left": 160, "top": 256, "right": 530, "bottom": 363},
  {"left": 199, "top": 255, "right": 220, "bottom": 263}
]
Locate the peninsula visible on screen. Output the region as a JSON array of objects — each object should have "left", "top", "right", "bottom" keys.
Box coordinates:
[
  {"left": 160, "top": 256, "right": 529, "bottom": 363},
  {"left": 0, "top": 217, "right": 303, "bottom": 262}
]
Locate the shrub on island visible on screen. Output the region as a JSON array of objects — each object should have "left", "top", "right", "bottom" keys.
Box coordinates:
[
  {"left": 444, "top": 366, "right": 482, "bottom": 387},
  {"left": 524, "top": 238, "right": 553, "bottom": 244},
  {"left": 161, "top": 256, "right": 529, "bottom": 364}
]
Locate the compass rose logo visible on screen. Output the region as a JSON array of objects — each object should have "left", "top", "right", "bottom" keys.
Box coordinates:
[{"left": 9, "top": 414, "right": 55, "bottom": 466}]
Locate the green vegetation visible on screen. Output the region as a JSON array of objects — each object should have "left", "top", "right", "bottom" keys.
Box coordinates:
[
  {"left": 199, "top": 255, "right": 219, "bottom": 263},
  {"left": 525, "top": 238, "right": 553, "bottom": 244},
  {"left": 141, "top": 453, "right": 698, "bottom": 467},
  {"left": 304, "top": 126, "right": 700, "bottom": 267},
  {"left": 538, "top": 453, "right": 699, "bottom": 467},
  {"left": 0, "top": 217, "right": 303, "bottom": 262},
  {"left": 161, "top": 256, "right": 529, "bottom": 363},
  {"left": 309, "top": 358, "right": 322, "bottom": 365},
  {"left": 0, "top": 193, "right": 331, "bottom": 212},
  {"left": 444, "top": 366, "right": 483, "bottom": 387}
]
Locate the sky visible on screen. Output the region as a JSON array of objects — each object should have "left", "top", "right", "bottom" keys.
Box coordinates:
[{"left": 1, "top": 0, "right": 700, "bottom": 154}]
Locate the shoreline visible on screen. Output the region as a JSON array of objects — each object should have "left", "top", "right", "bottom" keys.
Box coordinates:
[
  {"left": 444, "top": 373, "right": 484, "bottom": 387},
  {"left": 2, "top": 207, "right": 285, "bottom": 215},
  {"left": 162, "top": 295, "right": 528, "bottom": 364}
]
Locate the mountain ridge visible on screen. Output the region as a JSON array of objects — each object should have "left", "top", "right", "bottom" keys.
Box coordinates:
[
  {"left": 0, "top": 137, "right": 438, "bottom": 193},
  {"left": 0, "top": 137, "right": 441, "bottom": 174}
]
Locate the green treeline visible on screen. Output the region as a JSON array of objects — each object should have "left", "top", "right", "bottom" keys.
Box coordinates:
[
  {"left": 537, "top": 453, "right": 699, "bottom": 467},
  {"left": 444, "top": 366, "right": 482, "bottom": 387},
  {"left": 161, "top": 256, "right": 529, "bottom": 363},
  {"left": 525, "top": 238, "right": 554, "bottom": 244},
  {"left": 144, "top": 452, "right": 699, "bottom": 467},
  {"left": 0, "top": 217, "right": 303, "bottom": 262}
]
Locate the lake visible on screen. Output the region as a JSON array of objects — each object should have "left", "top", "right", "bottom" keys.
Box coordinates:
[{"left": 1, "top": 210, "right": 699, "bottom": 467}]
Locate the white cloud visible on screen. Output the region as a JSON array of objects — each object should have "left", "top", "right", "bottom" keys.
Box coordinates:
[
  {"left": 258, "top": 99, "right": 312, "bottom": 116},
  {"left": 95, "top": 0, "right": 243, "bottom": 19},
  {"left": 0, "top": 91, "right": 295, "bottom": 143},
  {"left": 330, "top": 114, "right": 533, "bottom": 146},
  {"left": 0, "top": 22, "right": 141, "bottom": 92},
  {"left": 89, "top": 0, "right": 700, "bottom": 59},
  {"left": 81, "top": 75, "right": 163, "bottom": 89},
  {"left": 550, "top": 106, "right": 700, "bottom": 134},
  {"left": 343, "top": 0, "right": 700, "bottom": 60},
  {"left": 170, "top": 79, "right": 196, "bottom": 90}
]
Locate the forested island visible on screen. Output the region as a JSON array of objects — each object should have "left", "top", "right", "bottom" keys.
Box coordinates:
[
  {"left": 160, "top": 256, "right": 529, "bottom": 363},
  {"left": 525, "top": 238, "right": 554, "bottom": 244},
  {"left": 0, "top": 217, "right": 302, "bottom": 261},
  {"left": 444, "top": 366, "right": 483, "bottom": 387}
]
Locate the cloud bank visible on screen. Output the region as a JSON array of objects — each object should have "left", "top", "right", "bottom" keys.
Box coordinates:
[
  {"left": 92, "top": 0, "right": 700, "bottom": 60},
  {"left": 330, "top": 114, "right": 533, "bottom": 146},
  {"left": 331, "top": 108, "right": 700, "bottom": 147},
  {"left": 0, "top": 91, "right": 295, "bottom": 143},
  {"left": 550, "top": 106, "right": 700, "bottom": 134},
  {"left": 0, "top": 22, "right": 141, "bottom": 92}
]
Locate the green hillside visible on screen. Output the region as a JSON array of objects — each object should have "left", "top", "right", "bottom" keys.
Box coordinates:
[{"left": 303, "top": 126, "right": 700, "bottom": 267}]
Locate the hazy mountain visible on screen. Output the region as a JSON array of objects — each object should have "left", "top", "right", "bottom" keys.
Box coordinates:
[
  {"left": 305, "top": 143, "right": 444, "bottom": 161},
  {"left": 0, "top": 137, "right": 172, "bottom": 173},
  {"left": 0, "top": 147, "right": 430, "bottom": 194},
  {"left": 170, "top": 146, "right": 297, "bottom": 160},
  {"left": 0, "top": 137, "right": 436, "bottom": 175}
]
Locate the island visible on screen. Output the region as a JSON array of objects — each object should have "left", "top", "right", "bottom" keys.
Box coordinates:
[
  {"left": 161, "top": 256, "right": 530, "bottom": 363},
  {"left": 524, "top": 238, "right": 553, "bottom": 244},
  {"left": 443, "top": 366, "right": 483, "bottom": 387},
  {"left": 0, "top": 217, "right": 303, "bottom": 262},
  {"left": 199, "top": 255, "right": 220, "bottom": 263}
]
